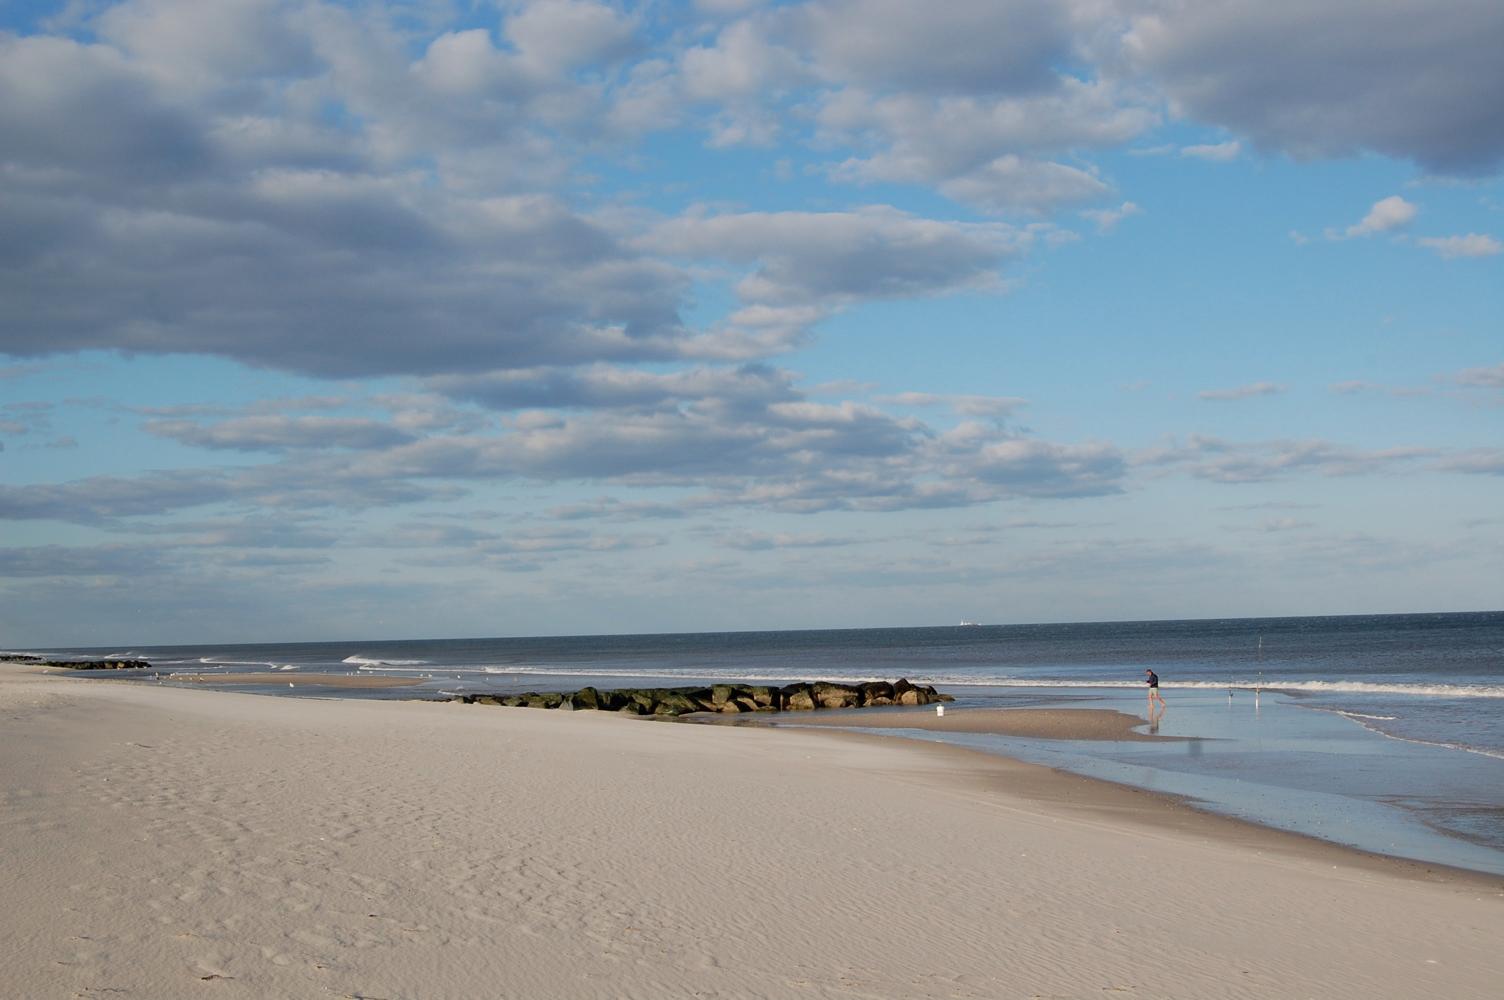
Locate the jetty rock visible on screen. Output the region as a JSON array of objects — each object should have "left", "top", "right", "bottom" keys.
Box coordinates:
[
  {"left": 1, "top": 655, "right": 153, "bottom": 670},
  {"left": 452, "top": 679, "right": 953, "bottom": 717}
]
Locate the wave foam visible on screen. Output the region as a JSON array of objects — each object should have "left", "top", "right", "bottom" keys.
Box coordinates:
[{"left": 344, "top": 655, "right": 431, "bottom": 667}]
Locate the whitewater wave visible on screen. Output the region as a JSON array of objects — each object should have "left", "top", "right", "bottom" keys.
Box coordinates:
[
  {"left": 344, "top": 655, "right": 432, "bottom": 667},
  {"left": 198, "top": 656, "right": 282, "bottom": 669}
]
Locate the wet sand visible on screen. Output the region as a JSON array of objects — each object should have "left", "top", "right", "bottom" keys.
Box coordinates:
[
  {"left": 158, "top": 671, "right": 423, "bottom": 688},
  {"left": 753, "top": 705, "right": 1174, "bottom": 740}
]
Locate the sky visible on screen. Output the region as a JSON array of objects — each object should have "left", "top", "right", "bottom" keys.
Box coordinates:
[{"left": 2, "top": 0, "right": 1502, "bottom": 647}]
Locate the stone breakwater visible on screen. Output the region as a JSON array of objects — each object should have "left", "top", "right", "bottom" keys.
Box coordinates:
[
  {"left": 453, "top": 679, "right": 953, "bottom": 717},
  {"left": 2, "top": 654, "right": 153, "bottom": 670}
]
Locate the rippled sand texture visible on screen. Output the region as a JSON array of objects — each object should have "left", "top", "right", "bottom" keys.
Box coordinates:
[{"left": 2, "top": 667, "right": 1501, "bottom": 999}]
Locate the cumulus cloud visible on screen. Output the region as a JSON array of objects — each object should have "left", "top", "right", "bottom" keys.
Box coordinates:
[
  {"left": 797, "top": 0, "right": 1071, "bottom": 96},
  {"left": 645, "top": 207, "right": 1023, "bottom": 306},
  {"left": 1080, "top": 200, "right": 1142, "bottom": 233},
  {"left": 1124, "top": 0, "right": 1504, "bottom": 175},
  {"left": 1340, "top": 196, "right": 1418, "bottom": 238},
  {"left": 505, "top": 1, "right": 640, "bottom": 76},
  {"left": 1416, "top": 233, "right": 1503, "bottom": 259},
  {"left": 820, "top": 81, "right": 1153, "bottom": 213},
  {"left": 1181, "top": 140, "right": 1240, "bottom": 162}
]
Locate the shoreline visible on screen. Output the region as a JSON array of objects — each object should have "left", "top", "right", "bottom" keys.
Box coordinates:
[
  {"left": 24, "top": 664, "right": 1504, "bottom": 880},
  {"left": 776, "top": 720, "right": 1504, "bottom": 891},
  {"left": 3, "top": 665, "right": 1501, "bottom": 998}
]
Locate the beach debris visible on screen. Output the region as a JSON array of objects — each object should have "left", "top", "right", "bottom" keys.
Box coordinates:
[{"left": 451, "top": 679, "right": 953, "bottom": 717}]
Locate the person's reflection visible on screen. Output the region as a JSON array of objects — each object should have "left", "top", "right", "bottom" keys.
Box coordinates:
[{"left": 1147, "top": 701, "right": 1165, "bottom": 734}]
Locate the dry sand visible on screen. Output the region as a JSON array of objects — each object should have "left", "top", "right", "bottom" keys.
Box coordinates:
[{"left": 3, "top": 667, "right": 1500, "bottom": 999}]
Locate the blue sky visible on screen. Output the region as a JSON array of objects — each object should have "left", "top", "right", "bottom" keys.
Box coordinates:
[{"left": 2, "top": 0, "right": 1501, "bottom": 646}]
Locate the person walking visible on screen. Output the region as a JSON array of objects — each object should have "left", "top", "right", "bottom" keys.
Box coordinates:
[{"left": 1145, "top": 669, "right": 1166, "bottom": 710}]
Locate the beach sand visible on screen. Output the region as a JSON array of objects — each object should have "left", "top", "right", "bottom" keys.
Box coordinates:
[
  {"left": 750, "top": 706, "right": 1171, "bottom": 740},
  {"left": 3, "top": 667, "right": 1500, "bottom": 999},
  {"left": 159, "top": 672, "right": 423, "bottom": 688}
]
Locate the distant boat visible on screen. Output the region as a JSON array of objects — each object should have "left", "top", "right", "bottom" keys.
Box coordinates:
[{"left": 958, "top": 621, "right": 982, "bottom": 627}]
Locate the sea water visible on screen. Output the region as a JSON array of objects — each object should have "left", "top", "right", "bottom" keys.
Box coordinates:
[{"left": 28, "top": 611, "right": 1504, "bottom": 875}]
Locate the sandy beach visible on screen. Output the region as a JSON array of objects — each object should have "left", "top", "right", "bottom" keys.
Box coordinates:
[
  {"left": 753, "top": 706, "right": 1172, "bottom": 740},
  {"left": 3, "top": 667, "right": 1500, "bottom": 999}
]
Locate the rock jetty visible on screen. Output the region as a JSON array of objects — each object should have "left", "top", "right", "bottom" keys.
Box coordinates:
[
  {"left": 1, "top": 654, "right": 153, "bottom": 670},
  {"left": 452, "top": 679, "right": 952, "bottom": 717}
]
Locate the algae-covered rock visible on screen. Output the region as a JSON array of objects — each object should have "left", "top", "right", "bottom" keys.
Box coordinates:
[
  {"left": 781, "top": 684, "right": 816, "bottom": 711},
  {"left": 812, "top": 682, "right": 861, "bottom": 709}
]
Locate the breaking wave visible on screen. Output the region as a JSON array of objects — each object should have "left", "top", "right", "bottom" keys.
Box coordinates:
[{"left": 344, "top": 655, "right": 431, "bottom": 668}]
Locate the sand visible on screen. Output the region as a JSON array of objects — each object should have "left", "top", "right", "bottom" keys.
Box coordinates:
[
  {"left": 159, "top": 672, "right": 423, "bottom": 688},
  {"left": 752, "top": 706, "right": 1173, "bottom": 740},
  {"left": 3, "top": 667, "right": 1500, "bottom": 999}
]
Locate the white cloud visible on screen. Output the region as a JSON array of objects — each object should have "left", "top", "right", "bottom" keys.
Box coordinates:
[
  {"left": 1416, "top": 233, "right": 1502, "bottom": 258},
  {"left": 1197, "top": 382, "right": 1285, "bottom": 401},
  {"left": 680, "top": 18, "right": 805, "bottom": 102},
  {"left": 1136, "top": 435, "right": 1436, "bottom": 482},
  {"left": 1180, "top": 140, "right": 1240, "bottom": 162},
  {"left": 1341, "top": 195, "right": 1418, "bottom": 238},
  {"left": 504, "top": 1, "right": 639, "bottom": 76},
  {"left": 1080, "top": 200, "right": 1142, "bottom": 232},
  {"left": 820, "top": 80, "right": 1154, "bottom": 212},
  {"left": 1455, "top": 363, "right": 1504, "bottom": 388},
  {"left": 645, "top": 207, "right": 1023, "bottom": 307}
]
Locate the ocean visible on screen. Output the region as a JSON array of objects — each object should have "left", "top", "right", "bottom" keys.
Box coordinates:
[{"left": 26, "top": 611, "right": 1504, "bottom": 875}]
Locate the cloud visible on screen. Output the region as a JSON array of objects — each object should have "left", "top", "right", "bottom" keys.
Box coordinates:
[
  {"left": 145, "top": 415, "right": 417, "bottom": 452},
  {"left": 1434, "top": 449, "right": 1504, "bottom": 475},
  {"left": 428, "top": 364, "right": 798, "bottom": 413},
  {"left": 645, "top": 207, "right": 1023, "bottom": 306},
  {"left": 1256, "top": 517, "right": 1313, "bottom": 533},
  {"left": 505, "top": 1, "right": 640, "bottom": 76},
  {"left": 797, "top": 0, "right": 1071, "bottom": 96},
  {"left": 0, "top": 8, "right": 709, "bottom": 379},
  {"left": 0, "top": 543, "right": 172, "bottom": 578},
  {"left": 1326, "top": 195, "right": 1418, "bottom": 240},
  {"left": 820, "top": 81, "right": 1153, "bottom": 213},
  {"left": 719, "top": 531, "right": 859, "bottom": 551},
  {"left": 546, "top": 497, "right": 688, "bottom": 522},
  {"left": 1416, "top": 233, "right": 1503, "bottom": 259},
  {"left": 876, "top": 393, "right": 1028, "bottom": 418},
  {"left": 1180, "top": 140, "right": 1240, "bottom": 162},
  {"left": 1138, "top": 435, "right": 1436, "bottom": 482},
  {"left": 1124, "top": 0, "right": 1504, "bottom": 175},
  {"left": 1455, "top": 363, "right": 1504, "bottom": 388},
  {"left": 1080, "top": 201, "right": 1142, "bottom": 233},
  {"left": 1197, "top": 381, "right": 1284, "bottom": 401}
]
